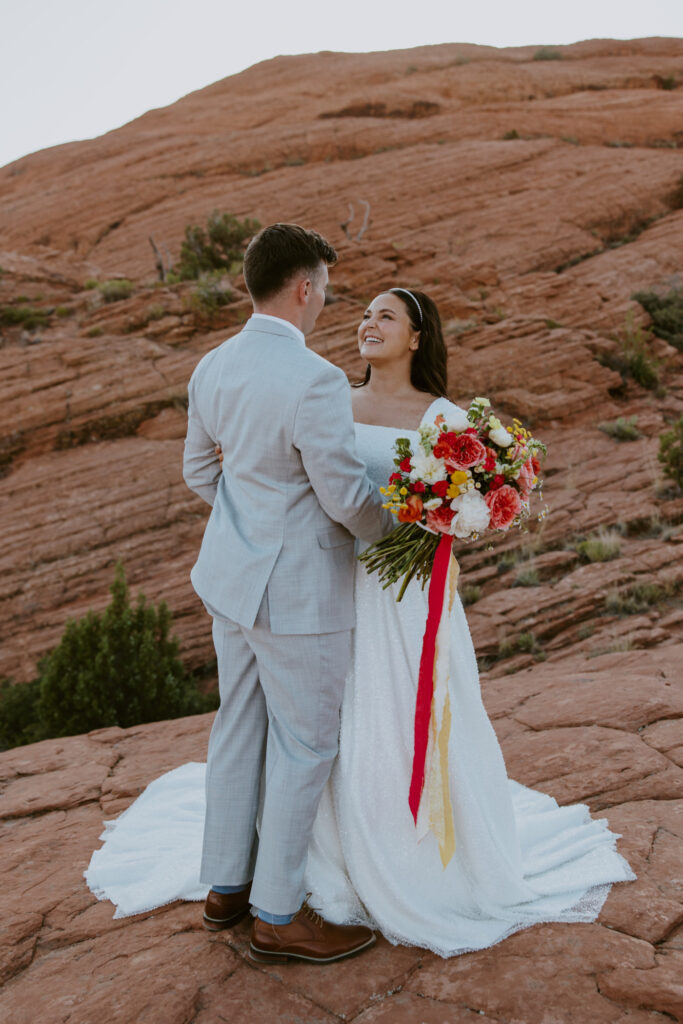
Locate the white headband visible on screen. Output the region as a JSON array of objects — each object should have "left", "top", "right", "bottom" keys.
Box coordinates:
[{"left": 391, "top": 288, "right": 423, "bottom": 326}]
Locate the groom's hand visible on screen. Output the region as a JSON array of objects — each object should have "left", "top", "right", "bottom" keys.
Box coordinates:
[{"left": 215, "top": 444, "right": 224, "bottom": 468}]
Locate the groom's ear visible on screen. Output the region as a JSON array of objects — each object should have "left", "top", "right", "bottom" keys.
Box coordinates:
[{"left": 296, "top": 275, "right": 312, "bottom": 304}]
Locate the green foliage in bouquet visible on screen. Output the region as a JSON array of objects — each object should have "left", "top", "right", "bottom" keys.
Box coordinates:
[
  {"left": 176, "top": 211, "right": 260, "bottom": 281},
  {"left": 0, "top": 564, "right": 217, "bottom": 749}
]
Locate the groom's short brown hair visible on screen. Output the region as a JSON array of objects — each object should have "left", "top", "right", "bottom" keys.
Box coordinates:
[{"left": 243, "top": 223, "right": 337, "bottom": 302}]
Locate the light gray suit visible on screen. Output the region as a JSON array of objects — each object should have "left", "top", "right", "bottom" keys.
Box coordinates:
[{"left": 183, "top": 314, "right": 392, "bottom": 914}]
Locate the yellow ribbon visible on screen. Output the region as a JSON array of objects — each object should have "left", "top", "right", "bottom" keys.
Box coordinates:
[{"left": 416, "top": 553, "right": 459, "bottom": 868}]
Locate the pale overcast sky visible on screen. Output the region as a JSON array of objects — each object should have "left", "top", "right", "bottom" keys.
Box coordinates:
[{"left": 0, "top": 0, "right": 681, "bottom": 169}]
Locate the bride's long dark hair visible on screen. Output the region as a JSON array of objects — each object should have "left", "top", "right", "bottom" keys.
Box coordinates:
[{"left": 354, "top": 288, "right": 448, "bottom": 397}]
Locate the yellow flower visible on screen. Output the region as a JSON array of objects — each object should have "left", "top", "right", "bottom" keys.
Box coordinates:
[
  {"left": 399, "top": 486, "right": 408, "bottom": 496},
  {"left": 450, "top": 471, "right": 468, "bottom": 486},
  {"left": 387, "top": 484, "right": 396, "bottom": 494}
]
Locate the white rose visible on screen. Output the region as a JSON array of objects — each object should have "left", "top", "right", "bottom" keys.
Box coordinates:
[
  {"left": 443, "top": 408, "right": 470, "bottom": 433},
  {"left": 409, "top": 449, "right": 448, "bottom": 484},
  {"left": 449, "top": 489, "right": 490, "bottom": 539},
  {"left": 423, "top": 497, "right": 443, "bottom": 510},
  {"left": 489, "top": 425, "right": 513, "bottom": 447}
]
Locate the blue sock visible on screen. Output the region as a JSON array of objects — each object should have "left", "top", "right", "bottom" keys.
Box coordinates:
[
  {"left": 256, "top": 908, "right": 295, "bottom": 925},
  {"left": 212, "top": 883, "right": 248, "bottom": 894}
]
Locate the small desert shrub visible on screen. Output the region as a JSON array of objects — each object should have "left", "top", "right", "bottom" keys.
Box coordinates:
[
  {"left": 605, "top": 582, "right": 672, "bottom": 616},
  {"left": 577, "top": 623, "right": 595, "bottom": 640},
  {"left": 0, "top": 305, "right": 48, "bottom": 329},
  {"left": 598, "top": 416, "right": 642, "bottom": 441},
  {"left": 659, "top": 415, "right": 683, "bottom": 489},
  {"left": 619, "top": 321, "right": 661, "bottom": 389},
  {"left": 460, "top": 584, "right": 482, "bottom": 606},
  {"left": 176, "top": 210, "right": 260, "bottom": 281},
  {"left": 575, "top": 528, "right": 622, "bottom": 563},
  {"left": 513, "top": 563, "right": 540, "bottom": 587},
  {"left": 533, "top": 48, "right": 562, "bottom": 61},
  {"left": 496, "top": 550, "right": 519, "bottom": 574},
  {"left": 659, "top": 74, "right": 677, "bottom": 91},
  {"left": 498, "top": 632, "right": 544, "bottom": 660},
  {"left": 503, "top": 129, "right": 520, "bottom": 140},
  {"left": 187, "top": 273, "right": 233, "bottom": 320},
  {"left": 55, "top": 305, "right": 72, "bottom": 318},
  {"left": 598, "top": 318, "right": 661, "bottom": 391},
  {"left": 632, "top": 288, "right": 683, "bottom": 351},
  {"left": 86, "top": 326, "right": 103, "bottom": 338},
  {"left": 145, "top": 303, "right": 166, "bottom": 321},
  {"left": 84, "top": 278, "right": 99, "bottom": 290},
  {"left": 99, "top": 279, "right": 134, "bottom": 303},
  {"left": 0, "top": 564, "right": 217, "bottom": 748},
  {"left": 588, "top": 637, "right": 634, "bottom": 658}
]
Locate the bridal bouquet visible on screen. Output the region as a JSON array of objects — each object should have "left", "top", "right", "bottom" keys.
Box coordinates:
[{"left": 359, "top": 397, "right": 546, "bottom": 601}]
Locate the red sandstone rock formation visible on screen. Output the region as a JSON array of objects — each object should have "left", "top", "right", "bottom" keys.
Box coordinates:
[{"left": 0, "top": 37, "right": 682, "bottom": 1021}]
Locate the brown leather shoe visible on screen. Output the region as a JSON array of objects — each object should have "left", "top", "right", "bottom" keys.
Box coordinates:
[
  {"left": 249, "top": 902, "right": 376, "bottom": 964},
  {"left": 203, "top": 886, "right": 251, "bottom": 931}
]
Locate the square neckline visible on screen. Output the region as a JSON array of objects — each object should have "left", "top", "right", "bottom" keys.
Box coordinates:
[{"left": 353, "top": 397, "right": 444, "bottom": 433}]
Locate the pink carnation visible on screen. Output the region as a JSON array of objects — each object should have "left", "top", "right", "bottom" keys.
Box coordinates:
[{"left": 485, "top": 484, "right": 522, "bottom": 530}]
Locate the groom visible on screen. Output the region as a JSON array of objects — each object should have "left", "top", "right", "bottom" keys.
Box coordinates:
[{"left": 183, "top": 223, "right": 393, "bottom": 963}]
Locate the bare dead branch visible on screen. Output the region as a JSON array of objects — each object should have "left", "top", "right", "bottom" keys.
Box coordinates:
[
  {"left": 340, "top": 203, "right": 355, "bottom": 240},
  {"left": 356, "top": 200, "right": 371, "bottom": 241},
  {"left": 148, "top": 235, "right": 167, "bottom": 282}
]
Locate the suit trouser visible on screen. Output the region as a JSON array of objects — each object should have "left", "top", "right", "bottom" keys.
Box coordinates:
[{"left": 199, "top": 592, "right": 352, "bottom": 916}]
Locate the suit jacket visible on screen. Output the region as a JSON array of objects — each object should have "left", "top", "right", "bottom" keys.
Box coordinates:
[{"left": 183, "top": 315, "right": 393, "bottom": 634}]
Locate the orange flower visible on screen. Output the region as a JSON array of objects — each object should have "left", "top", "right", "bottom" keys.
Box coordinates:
[{"left": 397, "top": 494, "right": 423, "bottom": 523}]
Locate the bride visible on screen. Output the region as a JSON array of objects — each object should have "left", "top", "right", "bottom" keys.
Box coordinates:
[{"left": 86, "top": 287, "right": 634, "bottom": 956}]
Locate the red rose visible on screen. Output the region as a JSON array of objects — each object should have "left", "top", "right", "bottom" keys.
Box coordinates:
[
  {"left": 410, "top": 480, "right": 426, "bottom": 493},
  {"left": 465, "top": 427, "right": 478, "bottom": 435},
  {"left": 431, "top": 480, "right": 449, "bottom": 498},
  {"left": 434, "top": 432, "right": 487, "bottom": 471},
  {"left": 531, "top": 455, "right": 541, "bottom": 475},
  {"left": 397, "top": 494, "right": 423, "bottom": 523},
  {"left": 389, "top": 472, "right": 402, "bottom": 484},
  {"left": 399, "top": 456, "right": 412, "bottom": 473},
  {"left": 485, "top": 484, "right": 522, "bottom": 530},
  {"left": 426, "top": 505, "right": 455, "bottom": 534},
  {"left": 489, "top": 474, "right": 505, "bottom": 490}
]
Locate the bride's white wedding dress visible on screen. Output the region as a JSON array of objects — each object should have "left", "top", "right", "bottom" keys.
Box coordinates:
[{"left": 86, "top": 397, "right": 634, "bottom": 955}]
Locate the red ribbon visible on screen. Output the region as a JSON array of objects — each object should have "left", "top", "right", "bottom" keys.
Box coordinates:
[{"left": 408, "top": 532, "right": 453, "bottom": 824}]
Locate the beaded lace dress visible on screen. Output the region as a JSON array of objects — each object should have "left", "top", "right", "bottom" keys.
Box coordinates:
[{"left": 86, "top": 397, "right": 634, "bottom": 954}]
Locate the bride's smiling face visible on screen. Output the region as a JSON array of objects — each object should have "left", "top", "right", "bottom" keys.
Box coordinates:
[{"left": 358, "top": 292, "right": 419, "bottom": 366}]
